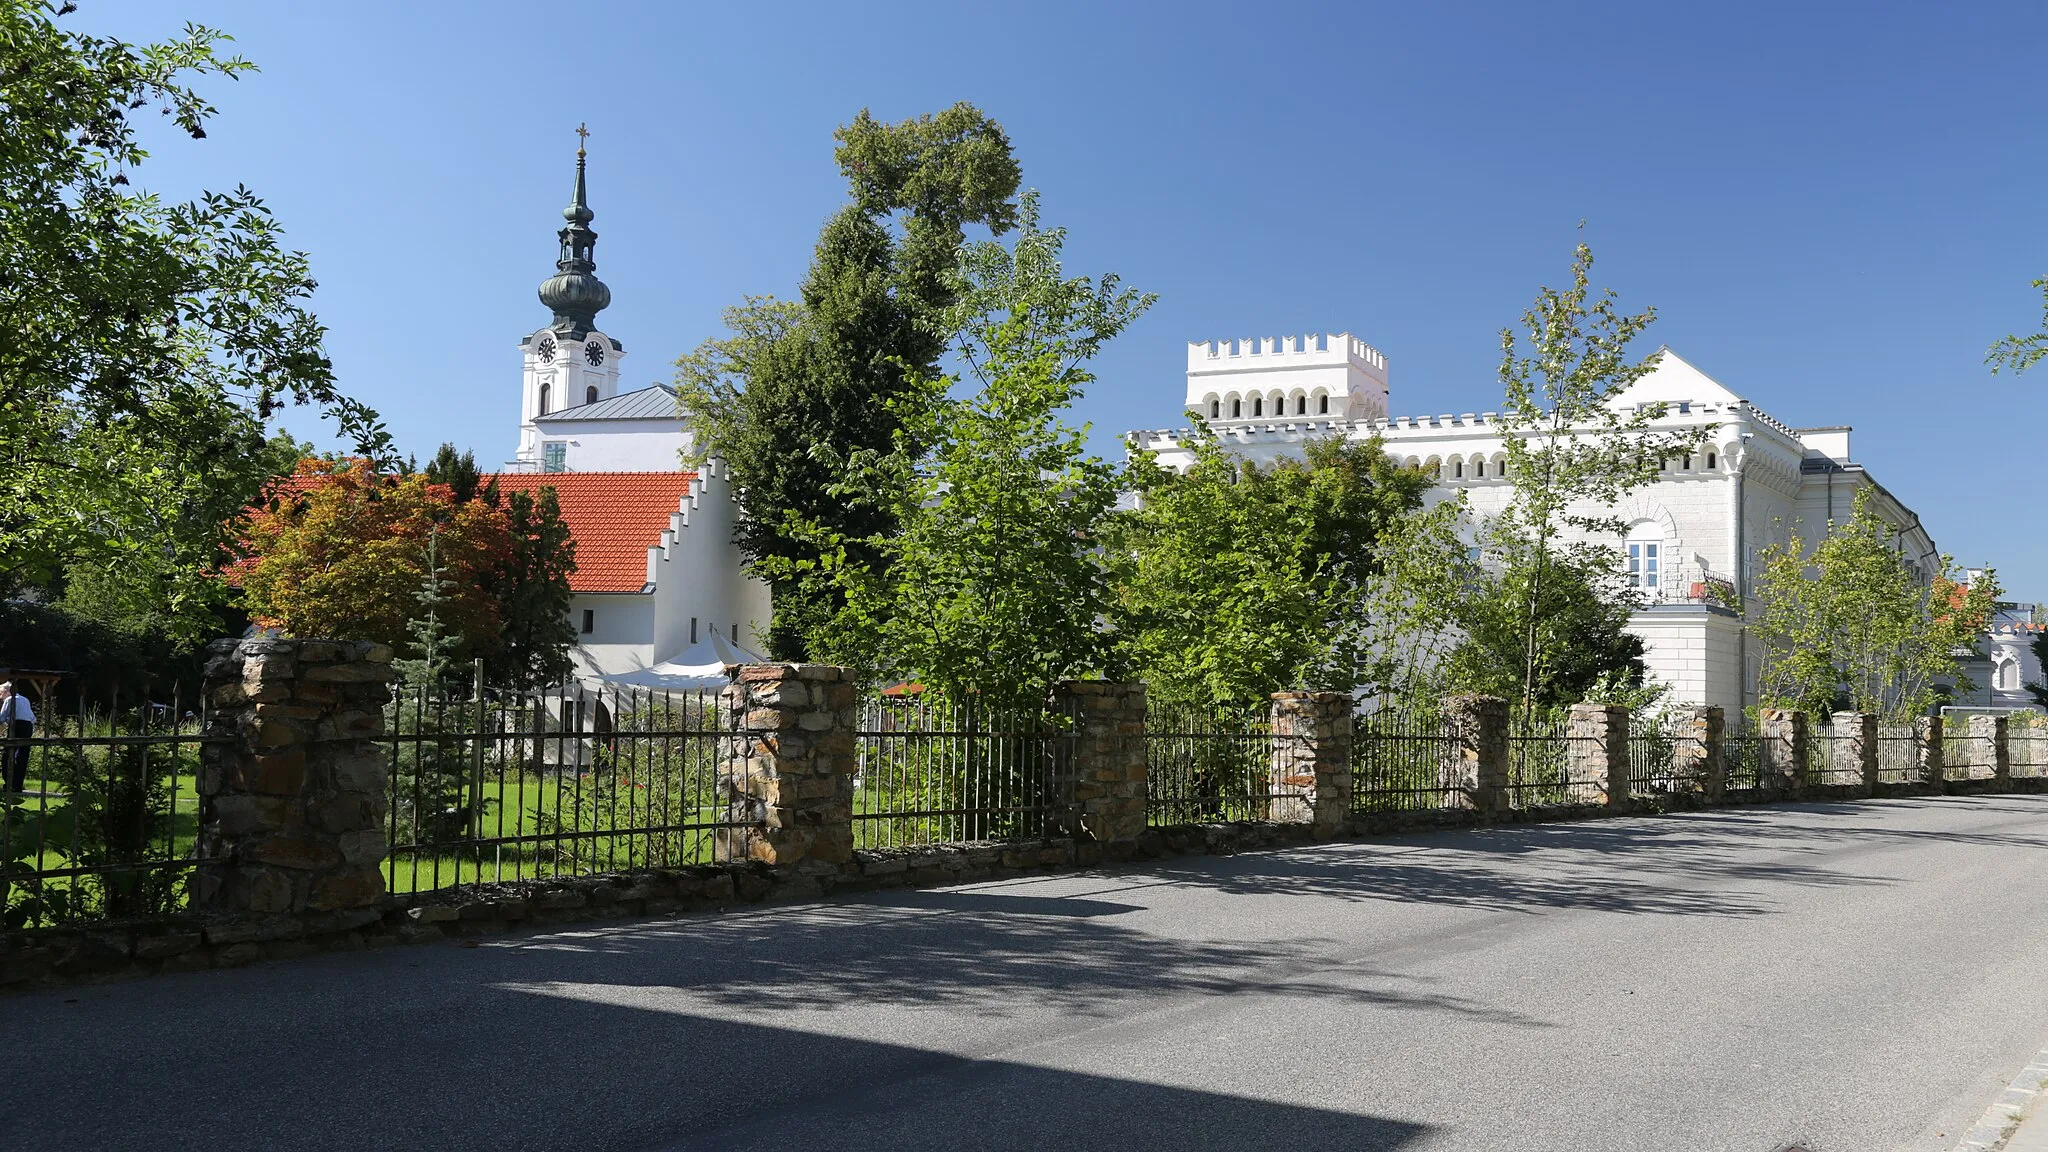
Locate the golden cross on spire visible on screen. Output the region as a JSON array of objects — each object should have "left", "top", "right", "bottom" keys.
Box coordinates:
[{"left": 575, "top": 122, "right": 589, "bottom": 157}]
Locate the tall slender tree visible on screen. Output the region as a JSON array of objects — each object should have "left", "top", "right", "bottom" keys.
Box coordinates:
[{"left": 675, "top": 103, "right": 1022, "bottom": 659}]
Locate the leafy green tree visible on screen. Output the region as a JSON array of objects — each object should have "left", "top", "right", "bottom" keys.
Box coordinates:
[
  {"left": 1751, "top": 488, "right": 1996, "bottom": 721},
  {"left": 801, "top": 195, "right": 1149, "bottom": 706},
  {"left": 1116, "top": 427, "right": 1435, "bottom": 712},
  {"left": 0, "top": 3, "right": 372, "bottom": 620},
  {"left": 2028, "top": 631, "right": 2048, "bottom": 710},
  {"left": 675, "top": 103, "right": 1022, "bottom": 660},
  {"left": 423, "top": 442, "right": 485, "bottom": 505},
  {"left": 1482, "top": 239, "right": 1710, "bottom": 710},
  {"left": 1443, "top": 539, "right": 1649, "bottom": 708},
  {"left": 488, "top": 486, "right": 578, "bottom": 691},
  {"left": 1988, "top": 277, "right": 2048, "bottom": 375}
]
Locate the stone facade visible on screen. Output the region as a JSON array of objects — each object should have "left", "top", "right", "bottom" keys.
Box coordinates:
[
  {"left": 1269, "top": 691, "right": 1353, "bottom": 835},
  {"left": 1443, "top": 695, "right": 1509, "bottom": 812},
  {"left": 1567, "top": 703, "right": 1631, "bottom": 810},
  {"left": 1829, "top": 711, "right": 1879, "bottom": 795},
  {"left": 717, "top": 664, "right": 858, "bottom": 878},
  {"left": 1913, "top": 716, "right": 1945, "bottom": 787},
  {"left": 1758, "top": 708, "right": 1808, "bottom": 796},
  {"left": 1667, "top": 705, "right": 1725, "bottom": 799},
  {"left": 1050, "top": 681, "right": 1148, "bottom": 849},
  {"left": 197, "top": 638, "right": 394, "bottom": 924}
]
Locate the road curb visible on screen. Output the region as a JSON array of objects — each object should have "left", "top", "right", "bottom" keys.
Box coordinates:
[{"left": 1955, "top": 1042, "right": 2048, "bottom": 1151}]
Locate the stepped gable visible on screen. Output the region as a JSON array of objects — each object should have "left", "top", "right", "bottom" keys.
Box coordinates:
[{"left": 486, "top": 471, "right": 697, "bottom": 593}]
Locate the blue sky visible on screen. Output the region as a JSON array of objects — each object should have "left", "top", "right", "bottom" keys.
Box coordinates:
[{"left": 72, "top": 1, "right": 2048, "bottom": 591}]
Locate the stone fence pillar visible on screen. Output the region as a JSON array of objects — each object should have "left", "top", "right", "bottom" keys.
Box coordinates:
[
  {"left": 1270, "top": 692, "right": 1353, "bottom": 837},
  {"left": 1966, "top": 714, "right": 2010, "bottom": 786},
  {"left": 1912, "top": 716, "right": 1944, "bottom": 788},
  {"left": 1050, "top": 681, "right": 1148, "bottom": 849},
  {"left": 1567, "top": 703, "right": 1630, "bottom": 811},
  {"left": 1758, "top": 709, "right": 1808, "bottom": 797},
  {"left": 1443, "top": 695, "right": 1508, "bottom": 813},
  {"left": 1668, "top": 705, "right": 1725, "bottom": 801},
  {"left": 197, "top": 638, "right": 394, "bottom": 925},
  {"left": 718, "top": 665, "right": 857, "bottom": 877},
  {"left": 1829, "top": 711, "right": 1878, "bottom": 795}
]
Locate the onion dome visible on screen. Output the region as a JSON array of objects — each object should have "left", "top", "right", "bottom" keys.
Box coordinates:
[{"left": 538, "top": 127, "right": 610, "bottom": 339}]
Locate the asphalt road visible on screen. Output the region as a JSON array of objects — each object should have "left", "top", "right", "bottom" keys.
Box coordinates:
[{"left": 9, "top": 795, "right": 2048, "bottom": 1152}]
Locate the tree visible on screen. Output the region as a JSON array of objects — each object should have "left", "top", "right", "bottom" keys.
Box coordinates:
[
  {"left": 488, "top": 486, "right": 578, "bottom": 691},
  {"left": 423, "top": 442, "right": 485, "bottom": 505},
  {"left": 1442, "top": 540, "right": 1650, "bottom": 708},
  {"left": 803, "top": 195, "right": 1149, "bottom": 706},
  {"left": 1988, "top": 277, "right": 2048, "bottom": 375},
  {"left": 0, "top": 3, "right": 374, "bottom": 622},
  {"left": 1115, "top": 427, "right": 1436, "bottom": 713},
  {"left": 1751, "top": 488, "right": 1996, "bottom": 721},
  {"left": 2028, "top": 632, "right": 2048, "bottom": 710},
  {"left": 1483, "top": 239, "right": 1710, "bottom": 710},
  {"left": 675, "top": 103, "right": 1022, "bottom": 660},
  {"left": 239, "top": 461, "right": 509, "bottom": 662}
]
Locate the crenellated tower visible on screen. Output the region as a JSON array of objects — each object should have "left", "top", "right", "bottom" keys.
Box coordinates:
[{"left": 512, "top": 125, "right": 625, "bottom": 471}]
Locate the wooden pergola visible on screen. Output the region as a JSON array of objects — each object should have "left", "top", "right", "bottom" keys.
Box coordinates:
[{"left": 1, "top": 668, "right": 68, "bottom": 707}]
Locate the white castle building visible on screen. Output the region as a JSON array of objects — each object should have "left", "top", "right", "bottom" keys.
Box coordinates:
[
  {"left": 1128, "top": 333, "right": 1944, "bottom": 715},
  {"left": 488, "top": 139, "right": 767, "bottom": 686}
]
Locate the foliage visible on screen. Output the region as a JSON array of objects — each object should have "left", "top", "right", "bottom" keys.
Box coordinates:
[
  {"left": 1442, "top": 536, "right": 1650, "bottom": 708},
  {"left": 1987, "top": 277, "right": 2048, "bottom": 376},
  {"left": 423, "top": 442, "right": 486, "bottom": 505},
  {"left": 239, "top": 460, "right": 509, "bottom": 663},
  {"left": 0, "top": 3, "right": 381, "bottom": 618},
  {"left": 1478, "top": 239, "right": 1710, "bottom": 709},
  {"left": 2029, "top": 631, "right": 2048, "bottom": 710},
  {"left": 389, "top": 527, "right": 455, "bottom": 690},
  {"left": 489, "top": 486, "right": 579, "bottom": 691},
  {"left": 1750, "top": 488, "right": 1997, "bottom": 721},
  {"left": 803, "top": 194, "right": 1150, "bottom": 706},
  {"left": 675, "top": 102, "right": 1022, "bottom": 660},
  {"left": 1115, "top": 424, "right": 1436, "bottom": 713}
]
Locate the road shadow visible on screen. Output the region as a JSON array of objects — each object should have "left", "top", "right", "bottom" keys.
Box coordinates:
[{"left": 0, "top": 981, "right": 1435, "bottom": 1152}]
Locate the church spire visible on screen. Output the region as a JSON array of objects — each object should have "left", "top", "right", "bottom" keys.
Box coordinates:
[{"left": 538, "top": 123, "right": 610, "bottom": 339}]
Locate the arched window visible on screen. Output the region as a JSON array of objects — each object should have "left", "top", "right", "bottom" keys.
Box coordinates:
[
  {"left": 1625, "top": 521, "right": 1663, "bottom": 596},
  {"left": 1252, "top": 397, "right": 1263, "bottom": 417},
  {"left": 586, "top": 385, "right": 598, "bottom": 406},
  {"left": 1452, "top": 460, "right": 1463, "bottom": 479},
  {"left": 1682, "top": 454, "right": 1693, "bottom": 471},
  {"left": 1295, "top": 395, "right": 1307, "bottom": 415},
  {"left": 1475, "top": 458, "right": 1485, "bottom": 478},
  {"left": 1318, "top": 394, "right": 1329, "bottom": 415},
  {"left": 1209, "top": 398, "right": 1221, "bottom": 418},
  {"left": 1231, "top": 398, "right": 1242, "bottom": 418},
  {"left": 1996, "top": 657, "right": 2020, "bottom": 691},
  {"left": 538, "top": 382, "right": 550, "bottom": 417},
  {"left": 1705, "top": 451, "right": 1717, "bottom": 470}
]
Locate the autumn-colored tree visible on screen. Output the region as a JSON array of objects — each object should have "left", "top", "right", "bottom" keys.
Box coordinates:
[{"left": 240, "top": 460, "right": 510, "bottom": 662}]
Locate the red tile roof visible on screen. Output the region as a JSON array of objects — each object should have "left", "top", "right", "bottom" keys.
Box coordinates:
[
  {"left": 487, "top": 472, "right": 698, "bottom": 594},
  {"left": 236, "top": 468, "right": 699, "bottom": 595}
]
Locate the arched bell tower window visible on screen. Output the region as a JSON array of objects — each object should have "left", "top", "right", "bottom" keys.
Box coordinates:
[
  {"left": 586, "top": 385, "right": 598, "bottom": 406},
  {"left": 1625, "top": 520, "right": 1663, "bottom": 597},
  {"left": 1252, "top": 397, "right": 1263, "bottom": 417},
  {"left": 1210, "top": 399, "right": 1221, "bottom": 418},
  {"left": 538, "top": 382, "right": 551, "bottom": 417}
]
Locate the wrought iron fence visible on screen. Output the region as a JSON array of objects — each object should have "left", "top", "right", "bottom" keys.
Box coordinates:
[
  {"left": 1875, "top": 726, "right": 1921, "bottom": 783},
  {"left": 1145, "top": 705, "right": 1287, "bottom": 824},
  {"left": 383, "top": 681, "right": 742, "bottom": 895},
  {"left": 0, "top": 687, "right": 223, "bottom": 929},
  {"left": 1626, "top": 715, "right": 1703, "bottom": 796},
  {"left": 1724, "top": 723, "right": 1765, "bottom": 792},
  {"left": 1806, "top": 723, "right": 1859, "bottom": 786},
  {"left": 1506, "top": 712, "right": 1597, "bottom": 807},
  {"left": 2009, "top": 716, "right": 2048, "bottom": 779},
  {"left": 852, "top": 693, "right": 1074, "bottom": 849},
  {"left": 1352, "top": 710, "right": 1464, "bottom": 812}
]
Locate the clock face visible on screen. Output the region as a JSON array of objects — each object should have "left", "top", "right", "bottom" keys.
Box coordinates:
[
  {"left": 536, "top": 336, "right": 556, "bottom": 364},
  {"left": 585, "top": 342, "right": 605, "bottom": 367}
]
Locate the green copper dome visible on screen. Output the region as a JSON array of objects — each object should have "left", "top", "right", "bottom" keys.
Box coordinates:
[{"left": 538, "top": 143, "right": 609, "bottom": 339}]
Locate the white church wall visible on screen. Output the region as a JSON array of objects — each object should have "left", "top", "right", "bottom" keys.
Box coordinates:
[
  {"left": 569, "top": 594, "right": 657, "bottom": 679},
  {"left": 537, "top": 422, "right": 688, "bottom": 472},
  {"left": 644, "top": 459, "right": 770, "bottom": 665}
]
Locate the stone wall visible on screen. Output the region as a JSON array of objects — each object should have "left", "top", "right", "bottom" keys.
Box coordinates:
[
  {"left": 716, "top": 664, "right": 858, "bottom": 891},
  {"left": 1567, "top": 703, "right": 1630, "bottom": 811},
  {"left": 1051, "top": 681, "right": 1148, "bottom": 850},
  {"left": 1667, "top": 705, "right": 1725, "bottom": 800},
  {"left": 1828, "top": 711, "right": 1878, "bottom": 796},
  {"left": 197, "top": 638, "right": 394, "bottom": 928},
  {"left": 1758, "top": 708, "right": 1808, "bottom": 796},
  {"left": 1269, "top": 691, "right": 1353, "bottom": 835},
  {"left": 1443, "top": 695, "right": 1508, "bottom": 813}
]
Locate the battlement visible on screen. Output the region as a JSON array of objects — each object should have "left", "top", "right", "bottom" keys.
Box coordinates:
[
  {"left": 1186, "top": 331, "right": 1391, "bottom": 424},
  {"left": 1187, "top": 332, "right": 1386, "bottom": 373}
]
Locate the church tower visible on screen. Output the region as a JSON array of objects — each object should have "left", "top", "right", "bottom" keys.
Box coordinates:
[{"left": 513, "top": 127, "right": 625, "bottom": 471}]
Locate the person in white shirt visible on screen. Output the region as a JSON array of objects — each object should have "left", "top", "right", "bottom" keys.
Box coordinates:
[{"left": 0, "top": 681, "right": 34, "bottom": 793}]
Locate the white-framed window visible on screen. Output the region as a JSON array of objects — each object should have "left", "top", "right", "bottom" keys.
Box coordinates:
[
  {"left": 1625, "top": 521, "right": 1663, "bottom": 595},
  {"left": 542, "top": 442, "right": 567, "bottom": 473}
]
